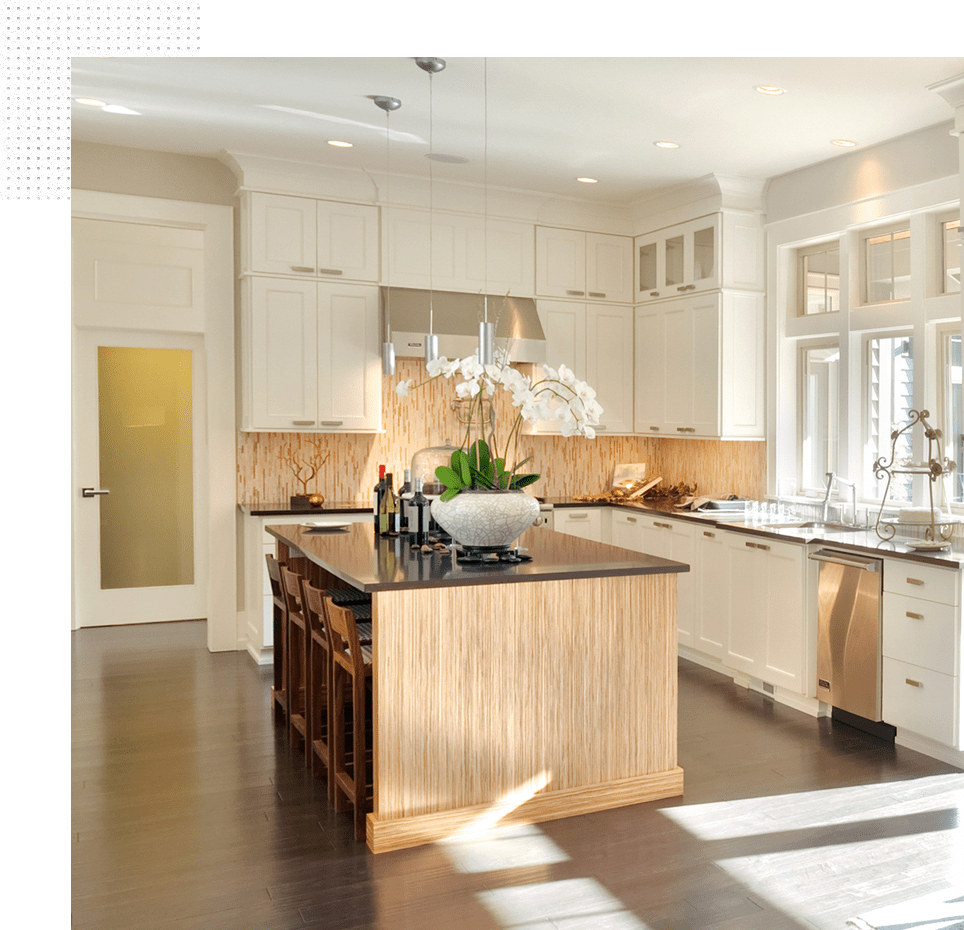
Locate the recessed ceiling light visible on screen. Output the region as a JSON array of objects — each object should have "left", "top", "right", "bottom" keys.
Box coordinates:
[
  {"left": 832, "top": 139, "right": 858, "bottom": 148},
  {"left": 101, "top": 104, "right": 141, "bottom": 115},
  {"left": 327, "top": 140, "right": 352, "bottom": 148},
  {"left": 577, "top": 177, "right": 598, "bottom": 184},
  {"left": 755, "top": 85, "right": 786, "bottom": 96},
  {"left": 654, "top": 141, "right": 679, "bottom": 149},
  {"left": 74, "top": 97, "right": 106, "bottom": 107}
]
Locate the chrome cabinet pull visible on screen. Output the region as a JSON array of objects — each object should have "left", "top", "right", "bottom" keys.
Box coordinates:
[
  {"left": 317, "top": 268, "right": 343, "bottom": 275},
  {"left": 906, "top": 611, "right": 924, "bottom": 620},
  {"left": 905, "top": 678, "right": 923, "bottom": 688},
  {"left": 320, "top": 420, "right": 344, "bottom": 427},
  {"left": 595, "top": 425, "right": 607, "bottom": 431},
  {"left": 82, "top": 487, "right": 110, "bottom": 498},
  {"left": 907, "top": 578, "right": 925, "bottom": 586},
  {"left": 291, "top": 419, "right": 315, "bottom": 426},
  {"left": 569, "top": 514, "right": 589, "bottom": 520},
  {"left": 290, "top": 265, "right": 315, "bottom": 273}
]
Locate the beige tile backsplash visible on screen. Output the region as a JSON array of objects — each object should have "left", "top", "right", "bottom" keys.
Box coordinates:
[{"left": 237, "top": 359, "right": 766, "bottom": 505}]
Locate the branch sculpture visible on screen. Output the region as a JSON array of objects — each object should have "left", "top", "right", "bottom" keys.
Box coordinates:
[{"left": 279, "top": 439, "right": 331, "bottom": 496}]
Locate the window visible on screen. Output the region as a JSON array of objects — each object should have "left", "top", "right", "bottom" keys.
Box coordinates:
[
  {"left": 798, "top": 242, "right": 840, "bottom": 315},
  {"left": 862, "top": 225, "right": 911, "bottom": 304},
  {"left": 800, "top": 345, "right": 838, "bottom": 492},
  {"left": 942, "top": 217, "right": 961, "bottom": 295},
  {"left": 941, "top": 329, "right": 963, "bottom": 503},
  {"left": 866, "top": 335, "right": 914, "bottom": 502}
]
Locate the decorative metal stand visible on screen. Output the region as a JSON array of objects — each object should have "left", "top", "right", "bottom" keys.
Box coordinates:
[{"left": 873, "top": 409, "right": 956, "bottom": 547}]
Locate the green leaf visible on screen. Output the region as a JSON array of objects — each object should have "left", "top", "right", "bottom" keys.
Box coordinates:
[
  {"left": 440, "top": 487, "right": 460, "bottom": 502},
  {"left": 473, "top": 439, "right": 491, "bottom": 473},
  {"left": 509, "top": 472, "right": 540, "bottom": 490},
  {"left": 459, "top": 454, "right": 472, "bottom": 485},
  {"left": 469, "top": 465, "right": 496, "bottom": 489},
  {"left": 435, "top": 465, "right": 464, "bottom": 491},
  {"left": 510, "top": 455, "right": 533, "bottom": 473}
]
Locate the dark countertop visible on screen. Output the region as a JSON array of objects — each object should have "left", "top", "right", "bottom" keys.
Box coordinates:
[
  {"left": 243, "top": 498, "right": 964, "bottom": 570},
  {"left": 265, "top": 521, "right": 688, "bottom": 592}
]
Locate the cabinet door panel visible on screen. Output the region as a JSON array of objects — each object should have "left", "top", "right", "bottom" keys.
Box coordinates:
[
  {"left": 317, "top": 201, "right": 379, "bottom": 281},
  {"left": 726, "top": 537, "right": 762, "bottom": 675},
  {"left": 317, "top": 284, "right": 381, "bottom": 430},
  {"left": 690, "top": 296, "right": 721, "bottom": 436},
  {"left": 661, "top": 303, "right": 692, "bottom": 429},
  {"left": 883, "top": 657, "right": 957, "bottom": 746},
  {"left": 249, "top": 278, "right": 318, "bottom": 428},
  {"left": 528, "top": 300, "right": 588, "bottom": 434},
  {"left": 250, "top": 193, "right": 317, "bottom": 275},
  {"left": 696, "top": 529, "right": 728, "bottom": 658},
  {"left": 762, "top": 542, "right": 806, "bottom": 691},
  {"left": 611, "top": 512, "right": 644, "bottom": 552},
  {"left": 586, "top": 304, "right": 633, "bottom": 434},
  {"left": 634, "top": 306, "right": 665, "bottom": 434},
  {"left": 464, "top": 220, "right": 535, "bottom": 296},
  {"left": 536, "top": 227, "right": 586, "bottom": 298},
  {"left": 671, "top": 527, "right": 697, "bottom": 648},
  {"left": 586, "top": 233, "right": 633, "bottom": 303}
]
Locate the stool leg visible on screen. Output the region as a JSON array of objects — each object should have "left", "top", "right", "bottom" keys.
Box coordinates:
[
  {"left": 352, "top": 672, "right": 368, "bottom": 842},
  {"left": 332, "top": 663, "right": 348, "bottom": 813}
]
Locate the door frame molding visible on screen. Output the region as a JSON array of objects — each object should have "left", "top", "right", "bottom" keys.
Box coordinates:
[{"left": 71, "top": 191, "right": 237, "bottom": 653}]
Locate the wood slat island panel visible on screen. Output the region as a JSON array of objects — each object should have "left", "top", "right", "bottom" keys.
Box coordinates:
[{"left": 267, "top": 522, "right": 686, "bottom": 853}]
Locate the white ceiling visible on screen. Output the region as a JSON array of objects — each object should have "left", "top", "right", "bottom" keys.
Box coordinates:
[{"left": 70, "top": 57, "right": 964, "bottom": 204}]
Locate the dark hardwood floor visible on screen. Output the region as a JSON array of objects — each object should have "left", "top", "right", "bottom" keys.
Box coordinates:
[{"left": 72, "top": 621, "right": 963, "bottom": 930}]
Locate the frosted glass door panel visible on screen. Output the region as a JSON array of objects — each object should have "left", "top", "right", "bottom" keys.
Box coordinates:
[
  {"left": 97, "top": 347, "right": 194, "bottom": 589},
  {"left": 693, "top": 225, "right": 715, "bottom": 282},
  {"left": 665, "top": 234, "right": 685, "bottom": 287}
]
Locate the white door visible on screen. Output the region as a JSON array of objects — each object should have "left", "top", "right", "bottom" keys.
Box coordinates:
[
  {"left": 73, "top": 329, "right": 208, "bottom": 627},
  {"left": 72, "top": 216, "right": 209, "bottom": 629}
]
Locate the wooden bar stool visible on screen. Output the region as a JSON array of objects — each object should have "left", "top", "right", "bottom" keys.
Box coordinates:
[
  {"left": 281, "top": 566, "right": 310, "bottom": 755},
  {"left": 265, "top": 554, "right": 288, "bottom": 725},
  {"left": 325, "top": 597, "right": 374, "bottom": 841}
]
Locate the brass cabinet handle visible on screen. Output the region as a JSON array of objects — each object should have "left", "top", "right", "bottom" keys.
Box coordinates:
[
  {"left": 290, "top": 265, "right": 315, "bottom": 273},
  {"left": 905, "top": 678, "right": 923, "bottom": 688},
  {"left": 677, "top": 427, "right": 696, "bottom": 433},
  {"left": 569, "top": 513, "right": 589, "bottom": 520},
  {"left": 320, "top": 420, "right": 343, "bottom": 427},
  {"left": 317, "top": 268, "right": 343, "bottom": 275},
  {"left": 649, "top": 426, "right": 660, "bottom": 432},
  {"left": 626, "top": 516, "right": 637, "bottom": 523},
  {"left": 703, "top": 531, "right": 715, "bottom": 538},
  {"left": 588, "top": 291, "right": 606, "bottom": 298},
  {"left": 906, "top": 611, "right": 924, "bottom": 620},
  {"left": 654, "top": 521, "right": 673, "bottom": 529},
  {"left": 756, "top": 543, "right": 770, "bottom": 551},
  {"left": 649, "top": 291, "right": 660, "bottom": 297},
  {"left": 291, "top": 419, "right": 315, "bottom": 426},
  {"left": 677, "top": 285, "right": 687, "bottom": 292},
  {"left": 566, "top": 289, "right": 585, "bottom": 296},
  {"left": 906, "top": 578, "right": 925, "bottom": 586}
]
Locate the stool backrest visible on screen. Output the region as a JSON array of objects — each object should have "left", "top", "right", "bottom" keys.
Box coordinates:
[
  {"left": 301, "top": 581, "right": 329, "bottom": 642},
  {"left": 324, "top": 598, "right": 369, "bottom": 674},
  {"left": 265, "top": 554, "right": 286, "bottom": 607},
  {"left": 281, "top": 566, "right": 305, "bottom": 621}
]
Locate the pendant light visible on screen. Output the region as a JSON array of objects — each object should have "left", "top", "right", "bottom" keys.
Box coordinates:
[
  {"left": 478, "top": 58, "right": 495, "bottom": 365},
  {"left": 374, "top": 94, "right": 401, "bottom": 376},
  {"left": 415, "top": 57, "right": 445, "bottom": 365}
]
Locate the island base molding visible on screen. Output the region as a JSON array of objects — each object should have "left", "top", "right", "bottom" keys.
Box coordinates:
[{"left": 366, "top": 766, "right": 685, "bottom": 854}]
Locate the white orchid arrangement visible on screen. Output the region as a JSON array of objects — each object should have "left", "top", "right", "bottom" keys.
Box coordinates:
[{"left": 395, "top": 348, "right": 602, "bottom": 498}]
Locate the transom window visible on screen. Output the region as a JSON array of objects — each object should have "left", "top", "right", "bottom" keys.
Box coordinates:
[
  {"left": 862, "top": 225, "right": 911, "bottom": 304},
  {"left": 798, "top": 242, "right": 840, "bottom": 316}
]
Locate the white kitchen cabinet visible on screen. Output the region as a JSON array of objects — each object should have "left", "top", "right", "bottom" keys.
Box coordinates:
[
  {"left": 528, "top": 300, "right": 633, "bottom": 435},
  {"left": 634, "top": 212, "right": 764, "bottom": 303},
  {"left": 619, "top": 511, "right": 696, "bottom": 646},
  {"left": 725, "top": 533, "right": 808, "bottom": 693},
  {"left": 633, "top": 290, "right": 765, "bottom": 439},
  {"left": 554, "top": 507, "right": 602, "bottom": 541},
  {"left": 243, "top": 277, "right": 381, "bottom": 432},
  {"left": 246, "top": 192, "right": 379, "bottom": 282},
  {"left": 881, "top": 558, "right": 962, "bottom": 747},
  {"left": 694, "top": 525, "right": 729, "bottom": 659},
  {"left": 536, "top": 227, "right": 633, "bottom": 303},
  {"left": 383, "top": 207, "right": 535, "bottom": 297}
]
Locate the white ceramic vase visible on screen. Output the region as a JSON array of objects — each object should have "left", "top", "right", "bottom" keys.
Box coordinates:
[{"left": 430, "top": 490, "right": 540, "bottom": 549}]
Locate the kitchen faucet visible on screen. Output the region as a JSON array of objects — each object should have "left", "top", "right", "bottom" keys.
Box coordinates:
[{"left": 822, "top": 472, "right": 857, "bottom": 524}]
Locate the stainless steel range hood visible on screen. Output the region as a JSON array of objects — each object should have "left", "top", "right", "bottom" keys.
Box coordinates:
[{"left": 381, "top": 287, "right": 546, "bottom": 364}]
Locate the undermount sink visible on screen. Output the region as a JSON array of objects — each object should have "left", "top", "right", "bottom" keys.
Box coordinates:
[{"left": 764, "top": 521, "right": 865, "bottom": 533}]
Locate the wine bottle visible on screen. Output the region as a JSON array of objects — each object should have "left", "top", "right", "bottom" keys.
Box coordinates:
[
  {"left": 397, "top": 468, "right": 413, "bottom": 534},
  {"left": 373, "top": 464, "right": 386, "bottom": 529},
  {"left": 411, "top": 476, "right": 430, "bottom": 546},
  {"left": 378, "top": 473, "right": 398, "bottom": 536}
]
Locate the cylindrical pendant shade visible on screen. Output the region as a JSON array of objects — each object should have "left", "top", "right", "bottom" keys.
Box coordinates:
[
  {"left": 424, "top": 333, "right": 439, "bottom": 365},
  {"left": 478, "top": 320, "right": 495, "bottom": 366},
  {"left": 382, "top": 341, "right": 396, "bottom": 376}
]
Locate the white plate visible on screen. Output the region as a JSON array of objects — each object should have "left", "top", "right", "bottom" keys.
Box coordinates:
[
  {"left": 301, "top": 522, "right": 350, "bottom": 531},
  {"left": 901, "top": 538, "right": 951, "bottom": 550}
]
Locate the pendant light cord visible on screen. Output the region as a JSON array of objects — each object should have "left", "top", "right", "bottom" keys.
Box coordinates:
[
  {"left": 483, "top": 57, "right": 488, "bottom": 324},
  {"left": 385, "top": 107, "right": 391, "bottom": 344},
  {"left": 429, "top": 69, "right": 434, "bottom": 340}
]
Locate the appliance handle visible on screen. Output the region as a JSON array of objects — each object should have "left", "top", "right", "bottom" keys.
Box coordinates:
[{"left": 809, "top": 550, "right": 882, "bottom": 572}]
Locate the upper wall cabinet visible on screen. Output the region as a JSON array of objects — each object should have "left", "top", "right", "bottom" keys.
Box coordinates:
[
  {"left": 634, "top": 212, "right": 765, "bottom": 303},
  {"left": 245, "top": 192, "right": 379, "bottom": 283},
  {"left": 382, "top": 207, "right": 535, "bottom": 297},
  {"left": 536, "top": 227, "right": 634, "bottom": 303}
]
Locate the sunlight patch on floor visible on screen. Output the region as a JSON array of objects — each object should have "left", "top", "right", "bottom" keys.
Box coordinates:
[{"left": 439, "top": 822, "right": 570, "bottom": 874}]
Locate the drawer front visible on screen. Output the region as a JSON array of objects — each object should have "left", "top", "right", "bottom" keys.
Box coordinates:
[
  {"left": 556, "top": 509, "right": 602, "bottom": 541},
  {"left": 882, "top": 657, "right": 957, "bottom": 746},
  {"left": 883, "top": 593, "right": 959, "bottom": 676},
  {"left": 883, "top": 560, "right": 960, "bottom": 606}
]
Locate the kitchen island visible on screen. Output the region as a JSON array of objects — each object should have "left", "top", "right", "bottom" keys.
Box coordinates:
[{"left": 267, "top": 521, "right": 688, "bottom": 853}]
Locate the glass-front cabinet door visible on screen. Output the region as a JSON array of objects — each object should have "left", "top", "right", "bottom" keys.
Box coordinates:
[{"left": 634, "top": 214, "right": 720, "bottom": 302}]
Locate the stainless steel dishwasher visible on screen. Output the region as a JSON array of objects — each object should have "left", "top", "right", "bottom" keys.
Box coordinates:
[{"left": 809, "top": 548, "right": 884, "bottom": 723}]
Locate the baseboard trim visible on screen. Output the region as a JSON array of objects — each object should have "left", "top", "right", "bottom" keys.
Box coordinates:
[
  {"left": 367, "top": 767, "right": 685, "bottom": 855},
  {"left": 895, "top": 730, "right": 964, "bottom": 770}
]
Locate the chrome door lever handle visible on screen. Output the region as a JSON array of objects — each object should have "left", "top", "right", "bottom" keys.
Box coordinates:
[{"left": 82, "top": 487, "right": 110, "bottom": 497}]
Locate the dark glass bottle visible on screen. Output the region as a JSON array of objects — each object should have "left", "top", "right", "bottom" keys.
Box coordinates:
[
  {"left": 411, "top": 476, "right": 430, "bottom": 546},
  {"left": 373, "top": 464, "right": 386, "bottom": 529},
  {"left": 378, "top": 473, "right": 398, "bottom": 536},
  {"left": 397, "top": 468, "right": 413, "bottom": 534}
]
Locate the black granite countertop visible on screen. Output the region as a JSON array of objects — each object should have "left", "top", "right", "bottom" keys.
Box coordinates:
[
  {"left": 265, "top": 521, "right": 688, "bottom": 592},
  {"left": 240, "top": 501, "right": 370, "bottom": 517}
]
